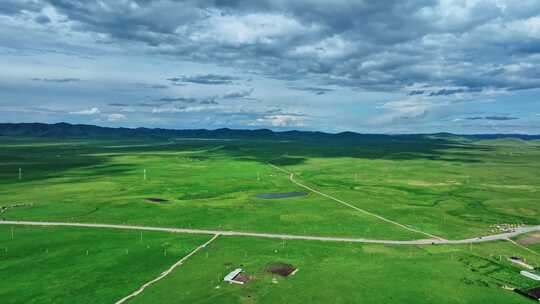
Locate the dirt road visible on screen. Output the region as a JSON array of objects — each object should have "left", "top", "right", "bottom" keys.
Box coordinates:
[{"left": 114, "top": 234, "right": 219, "bottom": 304}]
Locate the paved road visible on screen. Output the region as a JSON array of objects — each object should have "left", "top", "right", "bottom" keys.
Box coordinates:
[
  {"left": 267, "top": 163, "right": 446, "bottom": 240},
  {"left": 2, "top": 220, "right": 539, "bottom": 245}
]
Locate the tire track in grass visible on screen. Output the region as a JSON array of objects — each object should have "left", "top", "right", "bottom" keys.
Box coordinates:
[{"left": 505, "top": 238, "right": 539, "bottom": 256}]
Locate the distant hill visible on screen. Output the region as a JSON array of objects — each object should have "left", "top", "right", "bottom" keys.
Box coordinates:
[{"left": 0, "top": 122, "right": 539, "bottom": 141}]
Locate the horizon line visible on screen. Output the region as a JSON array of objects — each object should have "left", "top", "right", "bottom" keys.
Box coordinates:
[{"left": 1, "top": 121, "right": 540, "bottom": 137}]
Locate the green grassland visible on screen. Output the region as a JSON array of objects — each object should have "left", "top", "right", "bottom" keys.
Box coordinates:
[
  {"left": 1, "top": 135, "right": 539, "bottom": 303},
  {"left": 279, "top": 138, "right": 540, "bottom": 239},
  {"left": 514, "top": 231, "right": 540, "bottom": 253},
  {"left": 0, "top": 225, "right": 209, "bottom": 304},
  {"left": 128, "top": 236, "right": 540, "bottom": 304},
  {"left": 1, "top": 136, "right": 539, "bottom": 240},
  {"left": 2, "top": 228, "right": 538, "bottom": 304},
  {"left": 0, "top": 138, "right": 421, "bottom": 240}
]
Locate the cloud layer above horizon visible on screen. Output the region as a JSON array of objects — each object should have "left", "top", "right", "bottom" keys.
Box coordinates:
[{"left": 1, "top": 0, "right": 539, "bottom": 133}]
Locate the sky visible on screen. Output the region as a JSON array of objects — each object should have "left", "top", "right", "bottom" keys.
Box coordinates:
[{"left": 1, "top": 0, "right": 540, "bottom": 134}]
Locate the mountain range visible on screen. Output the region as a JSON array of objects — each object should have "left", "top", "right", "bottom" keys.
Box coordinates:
[{"left": 1, "top": 122, "right": 539, "bottom": 141}]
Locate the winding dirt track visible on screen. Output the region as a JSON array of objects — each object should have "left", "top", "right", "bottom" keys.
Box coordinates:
[{"left": 2, "top": 220, "right": 539, "bottom": 245}]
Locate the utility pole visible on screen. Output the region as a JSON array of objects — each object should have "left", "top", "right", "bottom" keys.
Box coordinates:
[
  {"left": 11, "top": 227, "right": 14, "bottom": 240},
  {"left": 18, "top": 168, "right": 22, "bottom": 180}
]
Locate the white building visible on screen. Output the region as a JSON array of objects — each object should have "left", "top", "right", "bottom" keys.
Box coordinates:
[
  {"left": 224, "top": 268, "right": 244, "bottom": 285},
  {"left": 520, "top": 271, "right": 540, "bottom": 281},
  {"left": 508, "top": 257, "right": 535, "bottom": 270}
]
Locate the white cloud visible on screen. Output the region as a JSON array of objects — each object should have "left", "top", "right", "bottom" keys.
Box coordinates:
[
  {"left": 250, "top": 114, "right": 306, "bottom": 127},
  {"left": 188, "top": 11, "right": 317, "bottom": 46},
  {"left": 382, "top": 98, "right": 430, "bottom": 116},
  {"left": 291, "top": 35, "right": 354, "bottom": 59},
  {"left": 70, "top": 107, "right": 100, "bottom": 115},
  {"left": 151, "top": 106, "right": 186, "bottom": 113},
  {"left": 371, "top": 97, "right": 433, "bottom": 124},
  {"left": 506, "top": 16, "right": 540, "bottom": 39},
  {"left": 222, "top": 88, "right": 254, "bottom": 99},
  {"left": 2, "top": 1, "right": 540, "bottom": 134},
  {"left": 107, "top": 113, "right": 126, "bottom": 122}
]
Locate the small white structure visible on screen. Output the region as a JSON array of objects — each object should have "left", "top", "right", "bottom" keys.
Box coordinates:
[
  {"left": 509, "top": 257, "right": 535, "bottom": 270},
  {"left": 224, "top": 268, "right": 244, "bottom": 285},
  {"left": 520, "top": 271, "right": 540, "bottom": 281}
]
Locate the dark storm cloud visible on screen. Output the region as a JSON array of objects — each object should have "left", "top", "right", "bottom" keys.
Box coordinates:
[
  {"left": 133, "top": 83, "right": 168, "bottom": 90},
  {"left": 0, "top": 0, "right": 44, "bottom": 15},
  {"left": 31, "top": 77, "right": 81, "bottom": 83},
  {"left": 408, "top": 90, "right": 425, "bottom": 96},
  {"left": 465, "top": 116, "right": 519, "bottom": 121},
  {"left": 167, "top": 74, "right": 241, "bottom": 85},
  {"left": 407, "top": 87, "right": 481, "bottom": 97},
  {"left": 108, "top": 102, "right": 130, "bottom": 107},
  {"left": 155, "top": 96, "right": 218, "bottom": 105},
  {"left": 428, "top": 88, "right": 484, "bottom": 96},
  {"left": 34, "top": 14, "right": 51, "bottom": 24},
  {"left": 289, "top": 86, "right": 334, "bottom": 95},
  {"left": 45, "top": 0, "right": 205, "bottom": 46},
  {"left": 137, "top": 102, "right": 160, "bottom": 108},
  {"left": 199, "top": 98, "right": 218, "bottom": 105},
  {"left": 157, "top": 97, "right": 197, "bottom": 103}
]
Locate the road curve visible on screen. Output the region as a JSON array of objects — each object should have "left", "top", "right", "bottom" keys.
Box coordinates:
[{"left": 2, "top": 220, "right": 539, "bottom": 245}]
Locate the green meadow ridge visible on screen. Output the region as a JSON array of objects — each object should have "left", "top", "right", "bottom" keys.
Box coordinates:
[{"left": 1, "top": 123, "right": 539, "bottom": 303}]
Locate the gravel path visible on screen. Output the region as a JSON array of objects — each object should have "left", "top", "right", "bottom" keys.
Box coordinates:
[{"left": 2, "top": 220, "right": 539, "bottom": 245}]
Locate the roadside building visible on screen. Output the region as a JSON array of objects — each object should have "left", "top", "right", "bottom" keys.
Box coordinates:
[
  {"left": 224, "top": 268, "right": 245, "bottom": 285},
  {"left": 508, "top": 256, "right": 535, "bottom": 270},
  {"left": 520, "top": 270, "right": 540, "bottom": 281}
]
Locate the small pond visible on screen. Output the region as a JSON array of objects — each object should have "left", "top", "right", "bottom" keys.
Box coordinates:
[
  {"left": 255, "top": 192, "right": 308, "bottom": 199},
  {"left": 145, "top": 197, "right": 170, "bottom": 204}
]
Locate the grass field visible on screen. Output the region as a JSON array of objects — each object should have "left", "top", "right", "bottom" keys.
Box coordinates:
[
  {"left": 130, "top": 237, "right": 540, "bottom": 304},
  {"left": 3, "top": 225, "right": 538, "bottom": 304},
  {"left": 514, "top": 231, "right": 540, "bottom": 255},
  {"left": 1, "top": 136, "right": 539, "bottom": 239},
  {"left": 2, "top": 228, "right": 538, "bottom": 304},
  {"left": 281, "top": 139, "right": 540, "bottom": 239},
  {"left": 0, "top": 225, "right": 209, "bottom": 304},
  {"left": 1, "top": 135, "right": 539, "bottom": 303}
]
